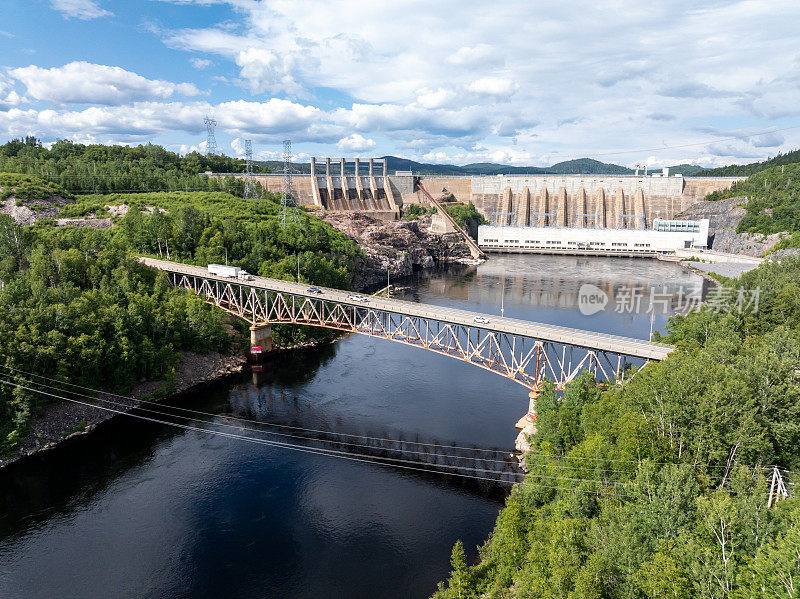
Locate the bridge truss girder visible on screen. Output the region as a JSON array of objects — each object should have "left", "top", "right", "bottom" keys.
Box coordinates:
[{"left": 169, "top": 272, "right": 645, "bottom": 391}]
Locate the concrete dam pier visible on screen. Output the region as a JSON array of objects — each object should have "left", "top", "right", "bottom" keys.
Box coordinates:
[
  {"left": 222, "top": 159, "right": 742, "bottom": 230},
  {"left": 249, "top": 157, "right": 400, "bottom": 221},
  {"left": 468, "top": 174, "right": 741, "bottom": 229}
]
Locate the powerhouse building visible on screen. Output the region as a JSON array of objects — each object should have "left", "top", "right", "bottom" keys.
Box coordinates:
[{"left": 478, "top": 219, "right": 710, "bottom": 257}]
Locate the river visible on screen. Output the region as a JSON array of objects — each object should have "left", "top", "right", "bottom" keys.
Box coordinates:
[{"left": 0, "top": 255, "right": 709, "bottom": 599}]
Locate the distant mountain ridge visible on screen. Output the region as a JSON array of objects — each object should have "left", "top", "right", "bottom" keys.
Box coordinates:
[
  {"left": 698, "top": 149, "right": 800, "bottom": 177},
  {"left": 256, "top": 155, "right": 710, "bottom": 177},
  {"left": 383, "top": 156, "right": 634, "bottom": 175}
]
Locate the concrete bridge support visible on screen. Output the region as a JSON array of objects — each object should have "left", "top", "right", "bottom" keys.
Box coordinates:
[
  {"left": 250, "top": 324, "right": 273, "bottom": 354},
  {"left": 515, "top": 387, "right": 540, "bottom": 432}
]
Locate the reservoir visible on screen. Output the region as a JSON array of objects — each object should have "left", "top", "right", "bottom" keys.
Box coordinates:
[{"left": 0, "top": 255, "right": 709, "bottom": 599}]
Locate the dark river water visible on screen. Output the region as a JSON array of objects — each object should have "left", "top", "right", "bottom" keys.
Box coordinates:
[{"left": 0, "top": 255, "right": 709, "bottom": 599}]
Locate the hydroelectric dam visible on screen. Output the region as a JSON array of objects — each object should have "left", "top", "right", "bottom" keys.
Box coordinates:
[{"left": 218, "top": 157, "right": 743, "bottom": 229}]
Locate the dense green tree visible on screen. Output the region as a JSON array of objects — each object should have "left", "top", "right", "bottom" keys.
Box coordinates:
[
  {"left": 705, "top": 162, "right": 800, "bottom": 242},
  {"left": 0, "top": 137, "right": 269, "bottom": 196},
  {"left": 432, "top": 257, "right": 800, "bottom": 599},
  {"left": 0, "top": 186, "right": 362, "bottom": 455}
]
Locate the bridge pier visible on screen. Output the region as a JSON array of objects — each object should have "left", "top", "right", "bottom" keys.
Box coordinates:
[
  {"left": 514, "top": 387, "right": 540, "bottom": 455},
  {"left": 515, "top": 387, "right": 539, "bottom": 431},
  {"left": 250, "top": 324, "right": 273, "bottom": 357}
]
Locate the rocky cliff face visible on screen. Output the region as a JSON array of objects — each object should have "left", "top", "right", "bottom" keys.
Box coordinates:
[
  {"left": 318, "top": 212, "right": 477, "bottom": 289},
  {"left": 678, "top": 197, "right": 782, "bottom": 257}
]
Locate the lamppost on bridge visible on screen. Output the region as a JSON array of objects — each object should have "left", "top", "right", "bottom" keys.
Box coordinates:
[{"left": 501, "top": 278, "right": 506, "bottom": 318}]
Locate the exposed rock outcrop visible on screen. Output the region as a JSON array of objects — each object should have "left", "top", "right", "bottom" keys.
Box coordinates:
[
  {"left": 56, "top": 218, "right": 113, "bottom": 229},
  {"left": 0, "top": 195, "right": 73, "bottom": 225},
  {"left": 319, "top": 212, "right": 478, "bottom": 289},
  {"left": 678, "top": 197, "right": 783, "bottom": 256}
]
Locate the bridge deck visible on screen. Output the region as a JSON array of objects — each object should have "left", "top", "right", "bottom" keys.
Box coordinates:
[{"left": 141, "top": 257, "right": 673, "bottom": 361}]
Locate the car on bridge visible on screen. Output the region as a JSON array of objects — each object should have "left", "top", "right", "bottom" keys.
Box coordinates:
[
  {"left": 473, "top": 316, "right": 490, "bottom": 324},
  {"left": 347, "top": 294, "right": 369, "bottom": 302},
  {"left": 306, "top": 286, "right": 322, "bottom": 294}
]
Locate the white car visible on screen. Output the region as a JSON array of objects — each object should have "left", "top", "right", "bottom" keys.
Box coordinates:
[
  {"left": 347, "top": 294, "right": 369, "bottom": 302},
  {"left": 473, "top": 316, "right": 490, "bottom": 324}
]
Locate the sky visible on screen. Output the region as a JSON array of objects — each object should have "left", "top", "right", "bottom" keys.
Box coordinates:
[{"left": 0, "top": 0, "right": 799, "bottom": 168}]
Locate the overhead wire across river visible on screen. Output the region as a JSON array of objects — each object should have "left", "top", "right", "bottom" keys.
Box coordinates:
[{"left": 1, "top": 365, "right": 790, "bottom": 500}]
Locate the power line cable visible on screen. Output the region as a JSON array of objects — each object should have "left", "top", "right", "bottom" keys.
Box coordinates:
[
  {"left": 4, "top": 373, "right": 637, "bottom": 487},
  {"left": 8, "top": 374, "right": 516, "bottom": 466},
  {"left": 0, "top": 365, "right": 509, "bottom": 455},
  {"left": 3, "top": 366, "right": 775, "bottom": 473},
  {"left": 0, "top": 379, "right": 633, "bottom": 498}
]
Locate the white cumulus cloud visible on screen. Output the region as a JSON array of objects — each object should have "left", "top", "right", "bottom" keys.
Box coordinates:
[
  {"left": 50, "top": 0, "right": 112, "bottom": 20},
  {"left": 220, "top": 98, "right": 321, "bottom": 136},
  {"left": 190, "top": 58, "right": 213, "bottom": 69},
  {"left": 446, "top": 44, "right": 499, "bottom": 67},
  {"left": 337, "top": 134, "right": 376, "bottom": 152},
  {"left": 415, "top": 88, "right": 456, "bottom": 110},
  {"left": 467, "top": 77, "right": 518, "bottom": 97},
  {"left": 10, "top": 62, "right": 203, "bottom": 105},
  {"left": 0, "top": 74, "right": 24, "bottom": 108},
  {"left": 234, "top": 48, "right": 300, "bottom": 95}
]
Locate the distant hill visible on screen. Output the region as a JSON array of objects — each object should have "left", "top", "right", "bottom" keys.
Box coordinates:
[
  {"left": 257, "top": 156, "right": 710, "bottom": 177},
  {"left": 665, "top": 164, "right": 707, "bottom": 176},
  {"left": 383, "top": 156, "right": 634, "bottom": 176},
  {"left": 545, "top": 158, "right": 633, "bottom": 175},
  {"left": 698, "top": 149, "right": 800, "bottom": 177}
]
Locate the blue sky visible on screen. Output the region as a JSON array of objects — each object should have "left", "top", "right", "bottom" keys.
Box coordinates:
[{"left": 1, "top": 0, "right": 799, "bottom": 168}]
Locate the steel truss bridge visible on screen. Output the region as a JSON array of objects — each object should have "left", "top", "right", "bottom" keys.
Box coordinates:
[{"left": 142, "top": 258, "right": 673, "bottom": 391}]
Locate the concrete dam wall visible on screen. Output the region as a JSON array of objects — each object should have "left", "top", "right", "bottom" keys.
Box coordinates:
[
  {"left": 222, "top": 160, "right": 742, "bottom": 229},
  {"left": 422, "top": 175, "right": 742, "bottom": 229},
  {"left": 236, "top": 157, "right": 399, "bottom": 220}
]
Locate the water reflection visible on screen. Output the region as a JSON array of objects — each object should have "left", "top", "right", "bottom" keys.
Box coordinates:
[{"left": 0, "top": 255, "right": 707, "bottom": 599}]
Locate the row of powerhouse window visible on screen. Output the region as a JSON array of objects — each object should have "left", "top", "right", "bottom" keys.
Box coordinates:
[
  {"left": 655, "top": 222, "right": 701, "bottom": 232},
  {"left": 483, "top": 239, "right": 652, "bottom": 248}
]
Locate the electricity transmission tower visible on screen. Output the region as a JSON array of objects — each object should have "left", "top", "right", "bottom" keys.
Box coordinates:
[
  {"left": 244, "top": 139, "right": 259, "bottom": 199},
  {"left": 279, "top": 139, "right": 300, "bottom": 228},
  {"left": 204, "top": 115, "right": 218, "bottom": 156},
  {"left": 767, "top": 466, "right": 790, "bottom": 508}
]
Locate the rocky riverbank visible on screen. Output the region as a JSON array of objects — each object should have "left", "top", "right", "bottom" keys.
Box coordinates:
[
  {"left": 0, "top": 350, "right": 247, "bottom": 470},
  {"left": 1, "top": 209, "right": 481, "bottom": 470},
  {"left": 319, "top": 212, "right": 481, "bottom": 289}
]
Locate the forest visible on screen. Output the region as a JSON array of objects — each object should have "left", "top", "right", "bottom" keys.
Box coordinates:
[
  {"left": 433, "top": 257, "right": 800, "bottom": 598},
  {"left": 0, "top": 185, "right": 361, "bottom": 455},
  {"left": 0, "top": 136, "right": 265, "bottom": 195},
  {"left": 699, "top": 149, "right": 800, "bottom": 177},
  {"left": 705, "top": 162, "right": 800, "bottom": 252}
]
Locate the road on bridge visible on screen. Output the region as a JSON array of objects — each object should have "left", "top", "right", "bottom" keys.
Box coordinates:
[{"left": 140, "top": 257, "right": 673, "bottom": 361}]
